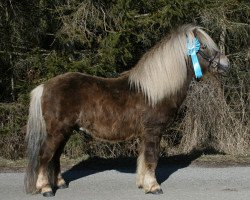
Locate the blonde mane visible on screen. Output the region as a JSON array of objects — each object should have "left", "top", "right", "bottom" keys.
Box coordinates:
[{"left": 128, "top": 24, "right": 218, "bottom": 106}]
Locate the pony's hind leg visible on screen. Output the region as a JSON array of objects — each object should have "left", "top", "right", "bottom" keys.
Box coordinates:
[
  {"left": 54, "top": 138, "right": 69, "bottom": 189},
  {"left": 36, "top": 133, "right": 66, "bottom": 197},
  {"left": 36, "top": 144, "right": 55, "bottom": 196},
  {"left": 136, "top": 133, "right": 162, "bottom": 194}
]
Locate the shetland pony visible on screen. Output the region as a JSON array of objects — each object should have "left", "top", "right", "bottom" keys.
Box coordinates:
[{"left": 25, "top": 25, "right": 229, "bottom": 196}]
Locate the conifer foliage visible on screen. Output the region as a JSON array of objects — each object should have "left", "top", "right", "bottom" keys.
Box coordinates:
[{"left": 0, "top": 0, "right": 249, "bottom": 159}]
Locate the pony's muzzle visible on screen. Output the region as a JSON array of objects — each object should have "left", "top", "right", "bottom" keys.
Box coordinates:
[{"left": 216, "top": 55, "right": 230, "bottom": 76}]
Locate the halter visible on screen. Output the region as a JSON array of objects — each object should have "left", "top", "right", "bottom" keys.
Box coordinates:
[{"left": 198, "top": 50, "right": 221, "bottom": 70}]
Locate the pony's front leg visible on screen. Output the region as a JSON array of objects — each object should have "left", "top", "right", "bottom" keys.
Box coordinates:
[{"left": 136, "top": 134, "right": 163, "bottom": 194}]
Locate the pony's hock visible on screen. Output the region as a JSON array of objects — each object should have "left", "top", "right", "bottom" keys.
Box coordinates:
[{"left": 24, "top": 24, "right": 229, "bottom": 197}]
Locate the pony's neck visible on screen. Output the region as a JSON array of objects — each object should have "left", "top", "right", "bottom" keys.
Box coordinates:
[
  {"left": 178, "top": 62, "right": 194, "bottom": 99},
  {"left": 128, "top": 47, "right": 188, "bottom": 105}
]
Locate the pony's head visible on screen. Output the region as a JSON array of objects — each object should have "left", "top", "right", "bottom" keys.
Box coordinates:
[
  {"left": 188, "top": 27, "right": 229, "bottom": 78},
  {"left": 129, "top": 25, "right": 230, "bottom": 106}
]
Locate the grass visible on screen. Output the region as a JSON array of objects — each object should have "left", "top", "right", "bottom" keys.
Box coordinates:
[
  {"left": 1, "top": 151, "right": 250, "bottom": 173},
  {"left": 192, "top": 152, "right": 250, "bottom": 167},
  {"left": 0, "top": 155, "right": 89, "bottom": 172}
]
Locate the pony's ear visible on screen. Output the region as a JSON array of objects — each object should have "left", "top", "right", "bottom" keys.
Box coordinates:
[{"left": 193, "top": 28, "right": 198, "bottom": 37}]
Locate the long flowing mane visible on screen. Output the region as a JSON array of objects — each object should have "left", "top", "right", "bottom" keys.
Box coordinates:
[{"left": 128, "top": 24, "right": 218, "bottom": 106}]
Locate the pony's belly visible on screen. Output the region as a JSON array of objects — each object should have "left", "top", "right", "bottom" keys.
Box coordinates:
[{"left": 79, "top": 122, "right": 140, "bottom": 142}]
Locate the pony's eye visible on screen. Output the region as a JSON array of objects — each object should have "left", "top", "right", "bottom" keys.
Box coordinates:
[{"left": 202, "top": 44, "right": 207, "bottom": 49}]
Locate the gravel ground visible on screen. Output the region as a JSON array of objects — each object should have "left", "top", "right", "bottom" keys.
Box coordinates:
[{"left": 0, "top": 163, "right": 249, "bottom": 200}]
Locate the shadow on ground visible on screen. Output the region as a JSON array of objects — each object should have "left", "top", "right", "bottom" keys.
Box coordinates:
[{"left": 62, "top": 150, "right": 211, "bottom": 189}]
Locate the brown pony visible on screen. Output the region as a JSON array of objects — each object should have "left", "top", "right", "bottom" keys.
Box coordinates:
[{"left": 25, "top": 25, "right": 229, "bottom": 197}]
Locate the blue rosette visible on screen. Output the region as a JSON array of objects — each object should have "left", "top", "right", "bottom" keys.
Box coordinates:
[{"left": 187, "top": 37, "right": 202, "bottom": 78}]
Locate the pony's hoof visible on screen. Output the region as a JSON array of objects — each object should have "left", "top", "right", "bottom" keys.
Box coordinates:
[
  {"left": 58, "top": 183, "right": 68, "bottom": 189},
  {"left": 42, "top": 191, "right": 55, "bottom": 197},
  {"left": 138, "top": 185, "right": 143, "bottom": 189},
  {"left": 146, "top": 188, "right": 163, "bottom": 195}
]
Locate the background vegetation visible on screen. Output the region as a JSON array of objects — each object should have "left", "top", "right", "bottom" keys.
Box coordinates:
[{"left": 0, "top": 0, "right": 249, "bottom": 159}]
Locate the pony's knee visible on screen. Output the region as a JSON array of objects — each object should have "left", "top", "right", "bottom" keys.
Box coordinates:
[{"left": 144, "top": 144, "right": 160, "bottom": 163}]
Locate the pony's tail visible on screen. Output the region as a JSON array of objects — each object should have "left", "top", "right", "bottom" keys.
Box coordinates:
[{"left": 24, "top": 84, "right": 47, "bottom": 194}]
